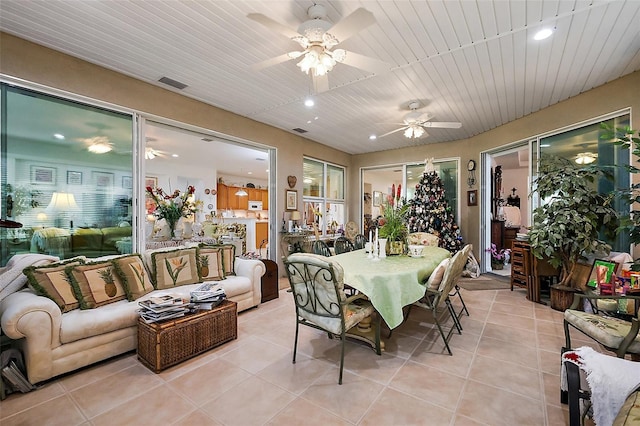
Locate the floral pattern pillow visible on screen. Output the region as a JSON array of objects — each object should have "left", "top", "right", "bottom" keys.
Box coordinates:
[
  {"left": 112, "top": 254, "right": 153, "bottom": 301},
  {"left": 151, "top": 247, "right": 201, "bottom": 289}
]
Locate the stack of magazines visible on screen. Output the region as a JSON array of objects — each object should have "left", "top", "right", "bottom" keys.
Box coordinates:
[
  {"left": 190, "top": 282, "right": 226, "bottom": 310},
  {"left": 138, "top": 294, "right": 191, "bottom": 323}
]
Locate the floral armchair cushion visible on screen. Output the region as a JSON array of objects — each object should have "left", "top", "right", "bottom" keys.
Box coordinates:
[
  {"left": 564, "top": 309, "right": 640, "bottom": 354},
  {"left": 408, "top": 232, "right": 439, "bottom": 247}
]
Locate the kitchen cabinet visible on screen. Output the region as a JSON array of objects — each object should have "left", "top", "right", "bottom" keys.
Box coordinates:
[
  {"left": 256, "top": 221, "right": 268, "bottom": 249},
  {"left": 217, "top": 184, "right": 268, "bottom": 211},
  {"left": 217, "top": 184, "right": 228, "bottom": 210}
]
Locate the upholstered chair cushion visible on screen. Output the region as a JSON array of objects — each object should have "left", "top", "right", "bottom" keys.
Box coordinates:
[
  {"left": 67, "top": 261, "right": 127, "bottom": 309},
  {"left": 564, "top": 310, "right": 640, "bottom": 354},
  {"left": 111, "top": 254, "right": 153, "bottom": 301},
  {"left": 23, "top": 258, "right": 85, "bottom": 312},
  {"left": 408, "top": 232, "right": 439, "bottom": 247},
  {"left": 426, "top": 257, "right": 450, "bottom": 290}
]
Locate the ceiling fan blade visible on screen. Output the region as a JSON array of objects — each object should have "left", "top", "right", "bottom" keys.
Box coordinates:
[
  {"left": 422, "top": 121, "right": 462, "bottom": 129},
  {"left": 247, "top": 13, "right": 301, "bottom": 39},
  {"left": 327, "top": 8, "right": 376, "bottom": 43},
  {"left": 251, "top": 53, "right": 296, "bottom": 71},
  {"left": 312, "top": 74, "right": 330, "bottom": 94},
  {"left": 340, "top": 51, "right": 390, "bottom": 75},
  {"left": 379, "top": 126, "right": 408, "bottom": 138}
]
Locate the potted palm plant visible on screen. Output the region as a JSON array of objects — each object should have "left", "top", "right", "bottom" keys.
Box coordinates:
[{"left": 379, "top": 185, "right": 409, "bottom": 255}]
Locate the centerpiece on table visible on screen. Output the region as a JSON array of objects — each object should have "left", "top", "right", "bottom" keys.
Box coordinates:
[
  {"left": 487, "top": 243, "right": 510, "bottom": 270},
  {"left": 379, "top": 184, "right": 409, "bottom": 255},
  {"left": 146, "top": 185, "right": 197, "bottom": 239}
]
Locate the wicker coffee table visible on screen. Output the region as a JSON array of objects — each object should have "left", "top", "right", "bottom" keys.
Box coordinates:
[{"left": 137, "top": 300, "right": 237, "bottom": 372}]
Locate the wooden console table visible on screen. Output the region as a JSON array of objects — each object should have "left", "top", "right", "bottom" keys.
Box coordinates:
[{"left": 510, "top": 240, "right": 559, "bottom": 304}]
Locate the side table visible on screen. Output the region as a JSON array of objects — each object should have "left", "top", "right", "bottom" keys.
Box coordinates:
[{"left": 137, "top": 300, "right": 237, "bottom": 372}]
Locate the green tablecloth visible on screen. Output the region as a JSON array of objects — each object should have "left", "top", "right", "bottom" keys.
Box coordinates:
[{"left": 332, "top": 247, "right": 451, "bottom": 329}]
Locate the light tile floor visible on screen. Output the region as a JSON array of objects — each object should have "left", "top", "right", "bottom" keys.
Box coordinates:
[{"left": 2, "top": 279, "right": 604, "bottom": 425}]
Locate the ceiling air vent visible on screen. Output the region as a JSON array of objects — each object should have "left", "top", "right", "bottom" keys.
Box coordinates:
[
  {"left": 201, "top": 138, "right": 214, "bottom": 142},
  {"left": 158, "top": 77, "right": 188, "bottom": 90},
  {"left": 292, "top": 128, "right": 308, "bottom": 133}
]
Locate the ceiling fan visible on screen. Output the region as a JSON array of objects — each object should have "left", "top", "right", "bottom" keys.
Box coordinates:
[
  {"left": 247, "top": 4, "right": 389, "bottom": 93},
  {"left": 380, "top": 101, "right": 463, "bottom": 139}
]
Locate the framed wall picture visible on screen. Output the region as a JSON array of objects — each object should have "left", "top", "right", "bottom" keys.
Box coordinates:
[
  {"left": 467, "top": 190, "right": 478, "bottom": 206},
  {"left": 122, "top": 176, "right": 132, "bottom": 189},
  {"left": 145, "top": 176, "right": 158, "bottom": 189},
  {"left": 373, "top": 191, "right": 383, "bottom": 207},
  {"left": 30, "top": 166, "right": 56, "bottom": 185},
  {"left": 145, "top": 176, "right": 158, "bottom": 213},
  {"left": 67, "top": 170, "right": 82, "bottom": 185},
  {"left": 586, "top": 259, "right": 618, "bottom": 289},
  {"left": 92, "top": 171, "right": 114, "bottom": 189},
  {"left": 285, "top": 189, "right": 297, "bottom": 211}
]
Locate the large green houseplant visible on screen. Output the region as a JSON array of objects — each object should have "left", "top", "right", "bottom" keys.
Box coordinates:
[
  {"left": 378, "top": 188, "right": 409, "bottom": 255},
  {"left": 528, "top": 155, "right": 619, "bottom": 286},
  {"left": 602, "top": 123, "right": 640, "bottom": 249}
]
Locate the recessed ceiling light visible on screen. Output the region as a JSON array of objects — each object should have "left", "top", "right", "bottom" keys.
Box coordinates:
[
  {"left": 307, "top": 120, "right": 312, "bottom": 124},
  {"left": 266, "top": 169, "right": 269, "bottom": 173},
  {"left": 53, "top": 133, "right": 65, "bottom": 140},
  {"left": 369, "top": 135, "right": 377, "bottom": 140},
  {"left": 540, "top": 144, "right": 551, "bottom": 147},
  {"left": 247, "top": 171, "right": 252, "bottom": 175},
  {"left": 534, "top": 28, "right": 553, "bottom": 41},
  {"left": 304, "top": 98, "right": 315, "bottom": 107},
  {"left": 314, "top": 116, "right": 318, "bottom": 120},
  {"left": 172, "top": 154, "right": 179, "bottom": 158}
]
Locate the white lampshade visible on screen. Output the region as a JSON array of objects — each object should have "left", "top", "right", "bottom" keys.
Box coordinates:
[
  {"left": 291, "top": 211, "right": 302, "bottom": 221},
  {"left": 45, "top": 192, "right": 79, "bottom": 213}
]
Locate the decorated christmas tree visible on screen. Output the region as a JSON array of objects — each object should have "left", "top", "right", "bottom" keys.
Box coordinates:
[{"left": 406, "top": 159, "right": 464, "bottom": 252}]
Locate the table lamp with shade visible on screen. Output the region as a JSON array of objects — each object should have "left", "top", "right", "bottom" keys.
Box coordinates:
[
  {"left": 289, "top": 210, "right": 302, "bottom": 232},
  {"left": 45, "top": 192, "right": 80, "bottom": 228}
]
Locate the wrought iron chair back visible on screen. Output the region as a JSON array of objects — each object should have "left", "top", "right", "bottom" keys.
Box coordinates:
[
  {"left": 353, "top": 234, "right": 366, "bottom": 250},
  {"left": 312, "top": 240, "right": 332, "bottom": 257},
  {"left": 334, "top": 236, "right": 354, "bottom": 255}
]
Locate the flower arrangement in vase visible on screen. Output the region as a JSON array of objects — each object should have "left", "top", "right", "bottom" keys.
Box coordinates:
[
  {"left": 379, "top": 184, "right": 409, "bottom": 255},
  {"left": 146, "top": 185, "right": 197, "bottom": 238},
  {"left": 487, "top": 243, "right": 510, "bottom": 269}
]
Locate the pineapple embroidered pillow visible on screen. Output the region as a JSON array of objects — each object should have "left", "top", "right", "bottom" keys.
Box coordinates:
[
  {"left": 67, "top": 261, "right": 127, "bottom": 309},
  {"left": 197, "top": 247, "right": 225, "bottom": 281},
  {"left": 23, "top": 258, "right": 85, "bottom": 313},
  {"left": 112, "top": 254, "right": 153, "bottom": 301}
]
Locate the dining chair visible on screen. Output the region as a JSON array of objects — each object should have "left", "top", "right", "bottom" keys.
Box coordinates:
[
  {"left": 406, "top": 247, "right": 468, "bottom": 355},
  {"left": 284, "top": 253, "right": 381, "bottom": 384},
  {"left": 334, "top": 236, "right": 355, "bottom": 254},
  {"left": 353, "top": 234, "right": 366, "bottom": 250},
  {"left": 312, "top": 240, "right": 332, "bottom": 257},
  {"left": 448, "top": 244, "right": 473, "bottom": 325}
]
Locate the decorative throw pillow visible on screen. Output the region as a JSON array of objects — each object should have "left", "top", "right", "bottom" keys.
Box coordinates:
[
  {"left": 218, "top": 244, "right": 236, "bottom": 276},
  {"left": 151, "top": 247, "right": 201, "bottom": 289},
  {"left": 111, "top": 254, "right": 153, "bottom": 301},
  {"left": 67, "top": 261, "right": 127, "bottom": 309},
  {"left": 426, "top": 257, "right": 450, "bottom": 290},
  {"left": 197, "top": 246, "right": 225, "bottom": 281},
  {"left": 23, "top": 258, "right": 84, "bottom": 313}
]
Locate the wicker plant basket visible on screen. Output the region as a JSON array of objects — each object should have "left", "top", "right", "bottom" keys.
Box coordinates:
[{"left": 137, "top": 300, "right": 237, "bottom": 372}]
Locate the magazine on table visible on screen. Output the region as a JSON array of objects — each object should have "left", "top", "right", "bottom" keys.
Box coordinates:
[{"left": 138, "top": 299, "right": 189, "bottom": 314}]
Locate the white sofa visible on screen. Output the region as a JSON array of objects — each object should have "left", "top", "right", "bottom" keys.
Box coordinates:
[{"left": 0, "top": 253, "right": 265, "bottom": 384}]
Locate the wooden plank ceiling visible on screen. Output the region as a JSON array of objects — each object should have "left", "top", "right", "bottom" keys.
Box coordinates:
[{"left": 1, "top": 0, "right": 639, "bottom": 155}]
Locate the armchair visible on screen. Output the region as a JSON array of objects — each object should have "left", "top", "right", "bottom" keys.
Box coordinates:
[{"left": 284, "top": 253, "right": 381, "bottom": 384}]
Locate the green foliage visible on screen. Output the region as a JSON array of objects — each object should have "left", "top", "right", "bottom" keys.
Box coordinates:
[
  {"left": 379, "top": 202, "right": 409, "bottom": 242},
  {"left": 529, "top": 155, "right": 619, "bottom": 285},
  {"left": 601, "top": 123, "right": 640, "bottom": 244}
]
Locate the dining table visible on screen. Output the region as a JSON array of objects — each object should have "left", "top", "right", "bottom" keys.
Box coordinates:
[{"left": 331, "top": 246, "right": 452, "bottom": 330}]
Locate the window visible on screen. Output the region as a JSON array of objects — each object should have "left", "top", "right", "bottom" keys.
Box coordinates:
[
  {"left": 1, "top": 84, "right": 134, "bottom": 265},
  {"left": 537, "top": 113, "right": 630, "bottom": 252},
  {"left": 302, "top": 158, "right": 345, "bottom": 236}
]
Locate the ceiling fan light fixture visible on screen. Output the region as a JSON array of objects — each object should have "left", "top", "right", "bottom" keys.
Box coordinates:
[
  {"left": 145, "top": 147, "right": 159, "bottom": 160},
  {"left": 404, "top": 125, "right": 425, "bottom": 139},
  {"left": 575, "top": 152, "right": 597, "bottom": 165},
  {"left": 85, "top": 136, "right": 112, "bottom": 154}
]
